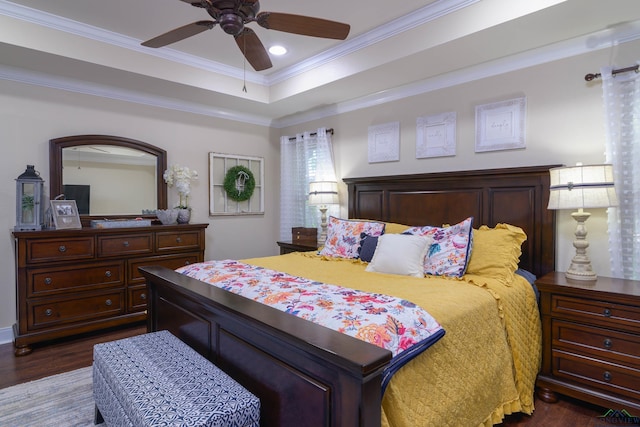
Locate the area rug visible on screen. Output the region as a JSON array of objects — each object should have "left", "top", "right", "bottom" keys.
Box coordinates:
[{"left": 0, "top": 366, "right": 99, "bottom": 427}]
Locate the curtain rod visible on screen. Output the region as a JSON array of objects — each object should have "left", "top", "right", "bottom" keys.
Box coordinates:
[
  {"left": 584, "top": 64, "right": 639, "bottom": 81},
  {"left": 288, "top": 128, "right": 334, "bottom": 141}
]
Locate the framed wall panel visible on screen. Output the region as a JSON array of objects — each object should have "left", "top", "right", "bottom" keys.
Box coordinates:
[{"left": 209, "top": 153, "right": 264, "bottom": 215}]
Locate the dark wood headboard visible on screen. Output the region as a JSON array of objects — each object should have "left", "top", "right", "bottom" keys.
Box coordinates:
[{"left": 344, "top": 165, "right": 558, "bottom": 278}]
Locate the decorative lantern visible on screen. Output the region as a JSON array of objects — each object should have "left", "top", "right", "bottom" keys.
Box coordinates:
[{"left": 15, "top": 165, "right": 44, "bottom": 231}]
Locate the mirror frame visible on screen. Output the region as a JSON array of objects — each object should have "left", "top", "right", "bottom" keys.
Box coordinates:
[{"left": 49, "top": 134, "right": 168, "bottom": 221}]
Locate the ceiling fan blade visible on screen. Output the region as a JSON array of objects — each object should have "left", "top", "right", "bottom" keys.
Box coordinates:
[
  {"left": 235, "top": 28, "right": 272, "bottom": 71},
  {"left": 179, "top": 0, "right": 210, "bottom": 7},
  {"left": 256, "top": 12, "right": 350, "bottom": 40},
  {"left": 142, "top": 21, "right": 215, "bottom": 48}
]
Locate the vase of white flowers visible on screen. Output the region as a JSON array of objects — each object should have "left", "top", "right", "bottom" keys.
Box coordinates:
[{"left": 163, "top": 164, "right": 198, "bottom": 224}]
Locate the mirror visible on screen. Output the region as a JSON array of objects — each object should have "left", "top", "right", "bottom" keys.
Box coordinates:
[{"left": 49, "top": 135, "right": 167, "bottom": 217}]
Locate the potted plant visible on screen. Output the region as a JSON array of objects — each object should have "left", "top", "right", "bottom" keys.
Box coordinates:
[{"left": 163, "top": 164, "right": 198, "bottom": 224}]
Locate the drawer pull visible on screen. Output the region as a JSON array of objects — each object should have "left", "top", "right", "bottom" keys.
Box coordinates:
[
  {"left": 105, "top": 270, "right": 112, "bottom": 278},
  {"left": 184, "top": 260, "right": 190, "bottom": 265},
  {"left": 603, "top": 371, "right": 612, "bottom": 382},
  {"left": 603, "top": 338, "right": 613, "bottom": 349},
  {"left": 45, "top": 309, "right": 53, "bottom": 316},
  {"left": 176, "top": 237, "right": 182, "bottom": 243},
  {"left": 140, "top": 293, "right": 146, "bottom": 300},
  {"left": 44, "top": 277, "right": 52, "bottom": 285},
  {"left": 58, "top": 245, "right": 66, "bottom": 253},
  {"left": 603, "top": 308, "right": 612, "bottom": 317},
  {"left": 105, "top": 299, "right": 112, "bottom": 306},
  {"left": 122, "top": 241, "right": 130, "bottom": 247}
]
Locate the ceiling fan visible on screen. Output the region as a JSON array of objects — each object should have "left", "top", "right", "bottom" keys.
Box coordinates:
[{"left": 142, "top": 0, "right": 351, "bottom": 71}]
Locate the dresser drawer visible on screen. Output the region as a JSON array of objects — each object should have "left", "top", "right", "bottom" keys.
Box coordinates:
[
  {"left": 128, "top": 253, "right": 200, "bottom": 283},
  {"left": 25, "top": 237, "right": 95, "bottom": 264},
  {"left": 97, "top": 234, "right": 153, "bottom": 257},
  {"left": 156, "top": 230, "right": 202, "bottom": 252},
  {"left": 128, "top": 285, "right": 148, "bottom": 312},
  {"left": 553, "top": 349, "right": 640, "bottom": 401},
  {"left": 28, "top": 291, "right": 125, "bottom": 329},
  {"left": 551, "top": 295, "right": 640, "bottom": 331},
  {"left": 28, "top": 261, "right": 125, "bottom": 297},
  {"left": 552, "top": 319, "right": 640, "bottom": 368}
]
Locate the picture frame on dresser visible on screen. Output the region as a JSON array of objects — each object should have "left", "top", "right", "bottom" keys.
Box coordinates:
[{"left": 50, "top": 200, "right": 82, "bottom": 230}]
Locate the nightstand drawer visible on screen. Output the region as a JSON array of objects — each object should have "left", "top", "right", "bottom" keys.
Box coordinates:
[
  {"left": 552, "top": 320, "right": 640, "bottom": 368},
  {"left": 551, "top": 295, "right": 640, "bottom": 331},
  {"left": 553, "top": 349, "right": 640, "bottom": 401}
]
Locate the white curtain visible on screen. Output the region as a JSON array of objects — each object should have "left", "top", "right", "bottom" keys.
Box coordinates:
[
  {"left": 280, "top": 128, "right": 339, "bottom": 240},
  {"left": 602, "top": 62, "right": 640, "bottom": 279}
]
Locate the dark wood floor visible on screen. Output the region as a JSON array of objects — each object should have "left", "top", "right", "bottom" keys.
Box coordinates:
[{"left": 0, "top": 325, "right": 611, "bottom": 426}]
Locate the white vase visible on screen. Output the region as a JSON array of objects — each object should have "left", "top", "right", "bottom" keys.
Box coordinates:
[
  {"left": 176, "top": 208, "right": 191, "bottom": 224},
  {"left": 156, "top": 208, "right": 178, "bottom": 225}
]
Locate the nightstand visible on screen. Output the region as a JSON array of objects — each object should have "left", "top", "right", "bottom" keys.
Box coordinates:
[
  {"left": 277, "top": 240, "right": 318, "bottom": 255},
  {"left": 535, "top": 272, "right": 640, "bottom": 411}
]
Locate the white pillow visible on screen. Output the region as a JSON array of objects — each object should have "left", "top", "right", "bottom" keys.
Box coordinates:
[{"left": 365, "top": 234, "right": 433, "bottom": 278}]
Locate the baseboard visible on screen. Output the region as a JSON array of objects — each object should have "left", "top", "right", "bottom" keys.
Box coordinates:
[{"left": 0, "top": 326, "right": 14, "bottom": 345}]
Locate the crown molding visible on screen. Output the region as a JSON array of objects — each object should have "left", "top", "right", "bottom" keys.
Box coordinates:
[
  {"left": 267, "top": 0, "right": 479, "bottom": 84},
  {"left": 0, "top": 0, "right": 477, "bottom": 87},
  {"left": 1, "top": 0, "right": 638, "bottom": 129},
  {"left": 0, "top": 0, "right": 268, "bottom": 85},
  {"left": 3, "top": 26, "right": 637, "bottom": 128},
  {"left": 0, "top": 63, "right": 273, "bottom": 127},
  {"left": 272, "top": 26, "right": 640, "bottom": 128}
]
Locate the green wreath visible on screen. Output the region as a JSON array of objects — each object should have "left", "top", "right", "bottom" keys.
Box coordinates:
[{"left": 223, "top": 165, "right": 255, "bottom": 202}]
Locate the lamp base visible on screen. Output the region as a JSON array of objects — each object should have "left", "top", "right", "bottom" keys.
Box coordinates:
[
  {"left": 565, "top": 267, "right": 597, "bottom": 282},
  {"left": 318, "top": 206, "right": 328, "bottom": 242},
  {"left": 565, "top": 210, "right": 597, "bottom": 282}
]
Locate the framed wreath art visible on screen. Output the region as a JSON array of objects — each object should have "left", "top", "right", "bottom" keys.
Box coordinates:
[
  {"left": 223, "top": 165, "right": 255, "bottom": 202},
  {"left": 209, "top": 153, "right": 264, "bottom": 215}
]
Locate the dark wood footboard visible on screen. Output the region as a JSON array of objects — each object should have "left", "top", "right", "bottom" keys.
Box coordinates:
[{"left": 140, "top": 265, "right": 391, "bottom": 427}]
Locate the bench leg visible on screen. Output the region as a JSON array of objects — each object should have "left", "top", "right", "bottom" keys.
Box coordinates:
[{"left": 94, "top": 404, "right": 105, "bottom": 425}]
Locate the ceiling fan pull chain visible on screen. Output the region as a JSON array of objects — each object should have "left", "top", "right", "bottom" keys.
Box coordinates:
[{"left": 242, "top": 34, "right": 248, "bottom": 93}]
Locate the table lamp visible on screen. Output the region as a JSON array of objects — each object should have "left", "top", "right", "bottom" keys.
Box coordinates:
[
  {"left": 308, "top": 181, "right": 339, "bottom": 242},
  {"left": 548, "top": 164, "right": 618, "bottom": 281}
]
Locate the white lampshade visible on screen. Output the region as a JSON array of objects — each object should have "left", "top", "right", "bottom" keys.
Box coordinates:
[
  {"left": 548, "top": 164, "right": 618, "bottom": 210},
  {"left": 308, "top": 181, "right": 339, "bottom": 206}
]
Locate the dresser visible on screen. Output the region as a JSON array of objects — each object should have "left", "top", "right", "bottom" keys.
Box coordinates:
[
  {"left": 535, "top": 272, "right": 640, "bottom": 411},
  {"left": 12, "top": 223, "right": 208, "bottom": 356}
]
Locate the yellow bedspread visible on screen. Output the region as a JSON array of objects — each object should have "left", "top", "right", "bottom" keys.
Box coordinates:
[{"left": 244, "top": 252, "right": 541, "bottom": 427}]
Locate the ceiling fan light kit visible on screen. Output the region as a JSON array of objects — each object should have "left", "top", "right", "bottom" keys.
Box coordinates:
[{"left": 142, "top": 0, "right": 351, "bottom": 71}]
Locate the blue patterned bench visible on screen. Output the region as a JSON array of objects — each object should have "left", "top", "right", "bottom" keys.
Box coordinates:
[{"left": 93, "top": 330, "right": 260, "bottom": 426}]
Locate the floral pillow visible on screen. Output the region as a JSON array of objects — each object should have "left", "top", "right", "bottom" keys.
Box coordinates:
[
  {"left": 403, "top": 217, "right": 474, "bottom": 277},
  {"left": 319, "top": 217, "right": 385, "bottom": 259}
]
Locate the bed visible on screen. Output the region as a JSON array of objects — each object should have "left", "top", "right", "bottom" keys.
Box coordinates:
[{"left": 140, "top": 165, "right": 557, "bottom": 427}]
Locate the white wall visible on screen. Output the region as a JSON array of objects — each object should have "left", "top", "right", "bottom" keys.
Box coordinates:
[
  {"left": 0, "top": 80, "right": 280, "bottom": 334},
  {"left": 282, "top": 39, "right": 640, "bottom": 282}
]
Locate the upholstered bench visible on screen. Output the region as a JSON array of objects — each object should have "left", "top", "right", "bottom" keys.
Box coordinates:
[{"left": 93, "top": 330, "right": 260, "bottom": 426}]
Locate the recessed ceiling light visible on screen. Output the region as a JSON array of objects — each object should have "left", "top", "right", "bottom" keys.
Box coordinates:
[{"left": 268, "top": 45, "right": 287, "bottom": 56}]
